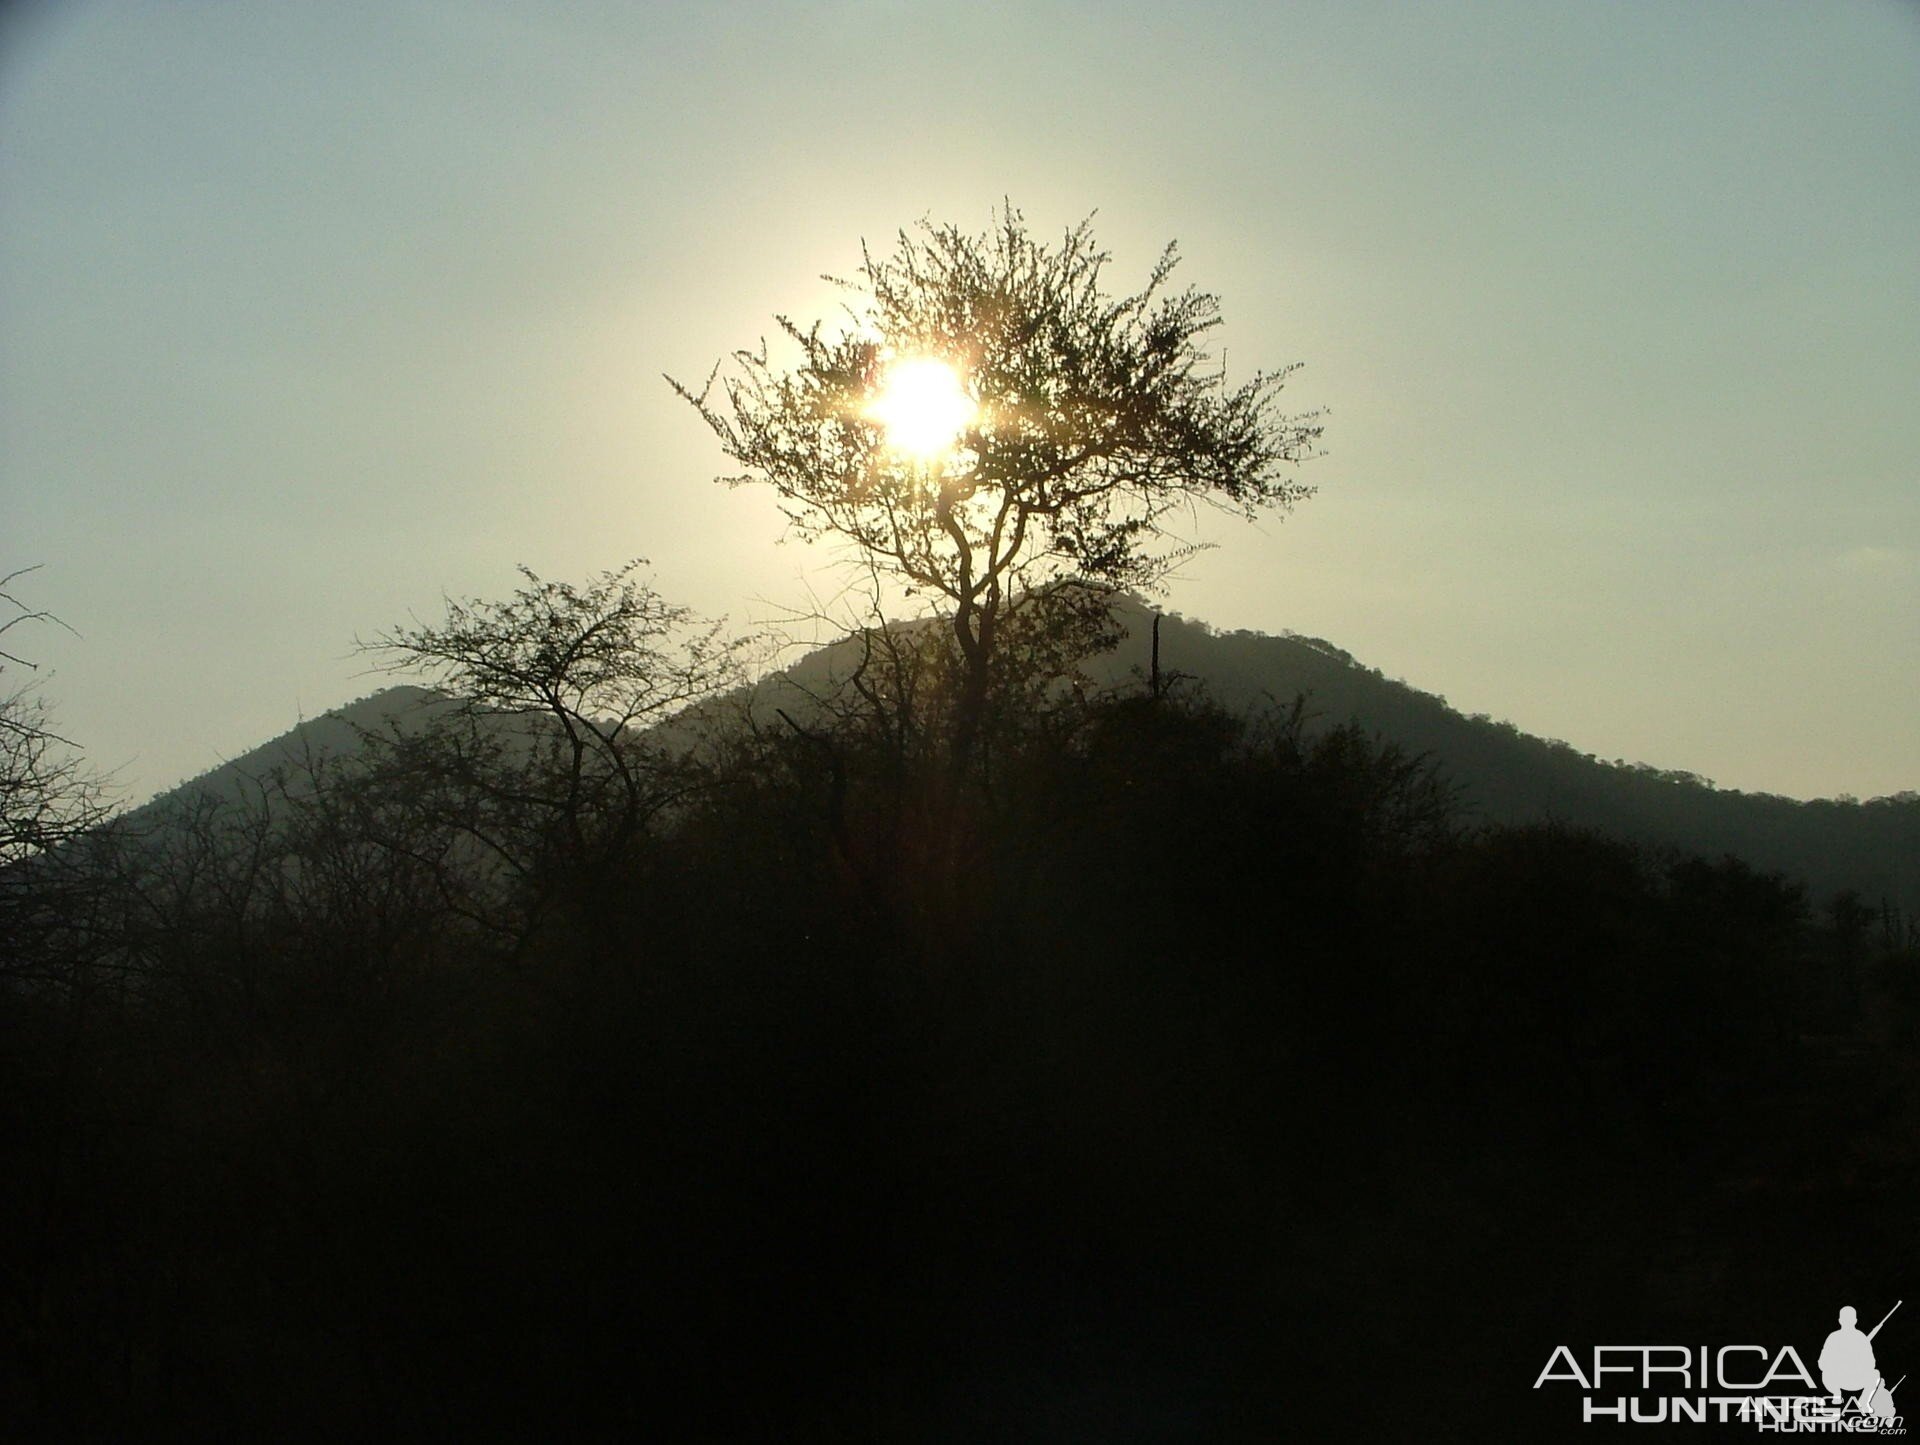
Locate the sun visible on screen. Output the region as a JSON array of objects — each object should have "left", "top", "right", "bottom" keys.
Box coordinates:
[{"left": 866, "top": 356, "right": 977, "bottom": 462}]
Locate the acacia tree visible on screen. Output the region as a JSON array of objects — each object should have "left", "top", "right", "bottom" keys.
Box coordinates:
[
  {"left": 363, "top": 561, "right": 744, "bottom": 935},
  {"left": 675, "top": 207, "right": 1321, "bottom": 776},
  {"left": 0, "top": 567, "right": 119, "bottom": 1009}
]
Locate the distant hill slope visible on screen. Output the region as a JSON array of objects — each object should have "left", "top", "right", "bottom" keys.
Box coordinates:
[
  {"left": 122, "top": 685, "right": 453, "bottom": 819},
  {"left": 131, "top": 608, "right": 1919, "bottom": 917},
  {"left": 1094, "top": 601, "right": 1918, "bottom": 917}
]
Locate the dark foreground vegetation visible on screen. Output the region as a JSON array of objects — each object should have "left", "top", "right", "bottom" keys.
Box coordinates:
[
  {"left": 15, "top": 204, "right": 1917, "bottom": 1436},
  {"left": 4, "top": 622, "right": 1918, "bottom": 1441}
]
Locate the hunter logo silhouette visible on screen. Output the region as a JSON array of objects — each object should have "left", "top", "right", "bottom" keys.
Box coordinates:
[{"left": 1821, "top": 1300, "right": 1902, "bottom": 1422}]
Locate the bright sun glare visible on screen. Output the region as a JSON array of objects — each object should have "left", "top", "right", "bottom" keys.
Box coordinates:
[{"left": 867, "top": 357, "right": 977, "bottom": 462}]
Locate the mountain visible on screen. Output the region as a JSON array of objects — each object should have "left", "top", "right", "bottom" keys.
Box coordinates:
[
  {"left": 122, "top": 685, "right": 454, "bottom": 819},
  {"left": 132, "top": 605, "right": 1920, "bottom": 917},
  {"left": 1094, "top": 601, "right": 1919, "bottom": 918}
]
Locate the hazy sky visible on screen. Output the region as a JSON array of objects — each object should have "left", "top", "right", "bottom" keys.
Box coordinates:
[{"left": 4, "top": 0, "right": 1916, "bottom": 805}]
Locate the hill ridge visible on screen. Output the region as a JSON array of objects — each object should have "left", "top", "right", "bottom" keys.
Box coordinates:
[{"left": 132, "top": 603, "right": 1920, "bottom": 916}]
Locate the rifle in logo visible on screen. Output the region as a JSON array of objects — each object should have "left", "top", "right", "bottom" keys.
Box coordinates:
[{"left": 1875, "top": 1302, "right": 1905, "bottom": 1340}]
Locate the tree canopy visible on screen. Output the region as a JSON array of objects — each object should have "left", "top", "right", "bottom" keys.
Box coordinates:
[
  {"left": 0, "top": 566, "right": 104, "bottom": 869},
  {"left": 675, "top": 208, "right": 1321, "bottom": 771},
  {"left": 361, "top": 562, "right": 744, "bottom": 916}
]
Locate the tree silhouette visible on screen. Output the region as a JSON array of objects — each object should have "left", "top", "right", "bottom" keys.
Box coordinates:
[
  {"left": 674, "top": 207, "right": 1321, "bottom": 775},
  {"left": 362, "top": 561, "right": 744, "bottom": 936},
  {"left": 0, "top": 567, "right": 105, "bottom": 870}
]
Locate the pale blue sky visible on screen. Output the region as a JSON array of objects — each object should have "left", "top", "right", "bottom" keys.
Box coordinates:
[{"left": 4, "top": 0, "right": 1916, "bottom": 803}]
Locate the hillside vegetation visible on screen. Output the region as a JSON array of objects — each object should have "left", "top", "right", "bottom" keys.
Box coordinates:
[
  {"left": 4, "top": 594, "right": 1918, "bottom": 1439},
  {"left": 137, "top": 599, "right": 1920, "bottom": 921}
]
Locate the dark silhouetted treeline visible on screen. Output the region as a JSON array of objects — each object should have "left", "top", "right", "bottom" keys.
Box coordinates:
[
  {"left": 1098, "top": 605, "right": 1920, "bottom": 922},
  {"left": 4, "top": 629, "right": 1919, "bottom": 1439}
]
